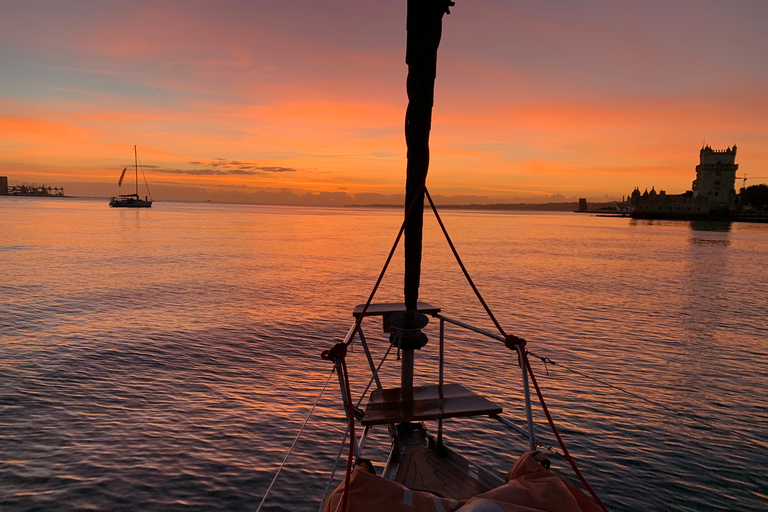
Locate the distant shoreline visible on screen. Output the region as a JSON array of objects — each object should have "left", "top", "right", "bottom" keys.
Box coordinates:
[
  {"left": 0, "top": 195, "right": 107, "bottom": 200},
  {"left": 0, "top": 195, "right": 609, "bottom": 211},
  {"left": 4, "top": 195, "right": 766, "bottom": 222},
  {"left": 351, "top": 201, "right": 616, "bottom": 212}
]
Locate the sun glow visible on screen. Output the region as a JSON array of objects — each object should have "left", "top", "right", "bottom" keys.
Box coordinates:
[{"left": 1, "top": 1, "right": 767, "bottom": 203}]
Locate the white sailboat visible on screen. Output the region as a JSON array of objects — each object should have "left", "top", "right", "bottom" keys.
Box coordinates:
[{"left": 109, "top": 145, "right": 153, "bottom": 208}]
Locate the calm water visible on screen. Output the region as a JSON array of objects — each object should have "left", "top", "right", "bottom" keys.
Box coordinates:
[{"left": 1, "top": 197, "right": 766, "bottom": 511}]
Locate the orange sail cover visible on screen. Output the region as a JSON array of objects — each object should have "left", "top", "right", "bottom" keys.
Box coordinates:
[{"left": 322, "top": 451, "right": 602, "bottom": 512}]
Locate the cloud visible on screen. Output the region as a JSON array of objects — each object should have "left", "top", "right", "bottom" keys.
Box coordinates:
[
  {"left": 256, "top": 166, "right": 295, "bottom": 173},
  {"left": 155, "top": 168, "right": 261, "bottom": 176},
  {"left": 154, "top": 163, "right": 297, "bottom": 176},
  {"left": 365, "top": 152, "right": 398, "bottom": 158},
  {"left": 187, "top": 158, "right": 297, "bottom": 173}
]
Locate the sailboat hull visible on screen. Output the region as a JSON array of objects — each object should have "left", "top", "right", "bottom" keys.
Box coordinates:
[{"left": 109, "top": 198, "right": 152, "bottom": 208}]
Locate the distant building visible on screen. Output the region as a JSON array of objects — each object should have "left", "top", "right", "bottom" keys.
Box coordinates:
[
  {"left": 0, "top": 176, "right": 7, "bottom": 195},
  {"left": 6, "top": 182, "right": 65, "bottom": 197},
  {"left": 630, "top": 145, "right": 739, "bottom": 220}
]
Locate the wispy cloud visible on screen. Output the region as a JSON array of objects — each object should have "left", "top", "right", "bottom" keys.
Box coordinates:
[{"left": 155, "top": 163, "right": 296, "bottom": 176}]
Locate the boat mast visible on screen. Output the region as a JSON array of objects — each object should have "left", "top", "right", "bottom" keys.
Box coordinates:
[
  {"left": 134, "top": 145, "right": 138, "bottom": 197},
  {"left": 404, "top": 0, "right": 452, "bottom": 313},
  {"left": 399, "top": 0, "right": 453, "bottom": 390}
]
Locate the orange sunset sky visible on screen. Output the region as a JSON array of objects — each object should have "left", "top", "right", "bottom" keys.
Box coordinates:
[{"left": 1, "top": 1, "right": 767, "bottom": 205}]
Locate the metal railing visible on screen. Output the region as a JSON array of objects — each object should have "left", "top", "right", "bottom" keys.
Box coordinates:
[{"left": 342, "top": 310, "right": 540, "bottom": 457}]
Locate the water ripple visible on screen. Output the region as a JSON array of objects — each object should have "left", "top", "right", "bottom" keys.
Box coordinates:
[{"left": 1, "top": 200, "right": 767, "bottom": 511}]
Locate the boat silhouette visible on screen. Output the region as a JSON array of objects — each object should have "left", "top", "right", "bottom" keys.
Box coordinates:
[{"left": 109, "top": 145, "right": 153, "bottom": 208}]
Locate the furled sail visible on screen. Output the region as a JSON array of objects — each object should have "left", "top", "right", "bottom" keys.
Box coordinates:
[
  {"left": 118, "top": 167, "right": 127, "bottom": 187},
  {"left": 403, "top": 0, "right": 453, "bottom": 313}
]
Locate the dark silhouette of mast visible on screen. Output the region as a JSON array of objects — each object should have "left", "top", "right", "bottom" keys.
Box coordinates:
[
  {"left": 404, "top": 0, "right": 453, "bottom": 313},
  {"left": 134, "top": 145, "right": 139, "bottom": 197}
]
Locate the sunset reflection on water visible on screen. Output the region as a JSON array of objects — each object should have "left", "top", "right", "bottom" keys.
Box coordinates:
[{"left": 1, "top": 197, "right": 766, "bottom": 511}]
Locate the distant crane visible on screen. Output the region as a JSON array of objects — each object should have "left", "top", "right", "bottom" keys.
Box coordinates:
[{"left": 736, "top": 173, "right": 768, "bottom": 190}]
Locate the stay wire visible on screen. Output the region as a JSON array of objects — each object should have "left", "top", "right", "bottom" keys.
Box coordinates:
[
  {"left": 339, "top": 357, "right": 355, "bottom": 512},
  {"left": 135, "top": 153, "right": 153, "bottom": 201},
  {"left": 322, "top": 185, "right": 424, "bottom": 512},
  {"left": 341, "top": 183, "right": 426, "bottom": 350},
  {"left": 256, "top": 367, "right": 336, "bottom": 512},
  {"left": 425, "top": 189, "right": 506, "bottom": 338},
  {"left": 425, "top": 192, "right": 608, "bottom": 510}
]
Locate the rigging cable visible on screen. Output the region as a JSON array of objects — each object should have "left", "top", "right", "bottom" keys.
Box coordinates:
[
  {"left": 320, "top": 186, "right": 425, "bottom": 512},
  {"left": 528, "top": 350, "right": 659, "bottom": 408},
  {"left": 318, "top": 424, "right": 351, "bottom": 512},
  {"left": 425, "top": 189, "right": 507, "bottom": 338},
  {"left": 320, "top": 335, "right": 393, "bottom": 509},
  {"left": 340, "top": 351, "right": 355, "bottom": 512},
  {"left": 341, "top": 183, "right": 425, "bottom": 351},
  {"left": 356, "top": 345, "right": 393, "bottom": 409},
  {"left": 528, "top": 350, "right": 768, "bottom": 451},
  {"left": 255, "top": 367, "right": 336, "bottom": 512},
  {"left": 320, "top": 343, "right": 392, "bottom": 511},
  {"left": 522, "top": 351, "right": 611, "bottom": 512},
  {"left": 135, "top": 152, "right": 153, "bottom": 201},
  {"left": 425, "top": 188, "right": 609, "bottom": 512}
]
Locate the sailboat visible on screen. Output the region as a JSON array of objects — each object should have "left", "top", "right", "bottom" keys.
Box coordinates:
[
  {"left": 258, "top": 3, "right": 609, "bottom": 512},
  {"left": 109, "top": 145, "right": 153, "bottom": 208}
]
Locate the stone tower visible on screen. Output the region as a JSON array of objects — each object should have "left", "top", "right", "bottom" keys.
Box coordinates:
[{"left": 692, "top": 145, "right": 738, "bottom": 209}]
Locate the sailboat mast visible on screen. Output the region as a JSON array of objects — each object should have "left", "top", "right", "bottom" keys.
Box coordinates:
[
  {"left": 394, "top": 0, "right": 453, "bottom": 392},
  {"left": 134, "top": 145, "right": 138, "bottom": 197},
  {"left": 404, "top": 0, "right": 453, "bottom": 313}
]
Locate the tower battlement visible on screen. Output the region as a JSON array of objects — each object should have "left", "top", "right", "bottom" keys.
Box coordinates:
[
  {"left": 700, "top": 145, "right": 737, "bottom": 157},
  {"left": 699, "top": 145, "right": 738, "bottom": 169}
]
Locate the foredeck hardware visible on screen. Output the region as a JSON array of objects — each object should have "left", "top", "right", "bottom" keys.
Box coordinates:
[
  {"left": 388, "top": 310, "right": 429, "bottom": 351},
  {"left": 504, "top": 334, "right": 527, "bottom": 367}
]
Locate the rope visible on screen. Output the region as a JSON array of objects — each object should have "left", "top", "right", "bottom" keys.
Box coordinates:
[
  {"left": 255, "top": 367, "right": 336, "bottom": 512},
  {"left": 522, "top": 351, "right": 611, "bottom": 512},
  {"left": 342, "top": 183, "right": 425, "bottom": 351}
]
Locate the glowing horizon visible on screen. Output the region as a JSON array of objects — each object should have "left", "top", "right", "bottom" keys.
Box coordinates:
[{"left": 1, "top": 1, "right": 767, "bottom": 204}]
